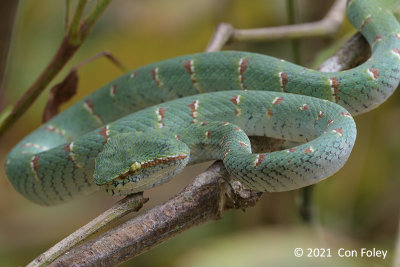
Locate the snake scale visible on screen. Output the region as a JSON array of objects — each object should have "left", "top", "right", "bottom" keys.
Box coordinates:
[{"left": 5, "top": 0, "right": 400, "bottom": 205}]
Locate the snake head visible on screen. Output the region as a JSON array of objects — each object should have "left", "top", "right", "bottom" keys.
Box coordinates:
[{"left": 94, "top": 132, "right": 190, "bottom": 196}]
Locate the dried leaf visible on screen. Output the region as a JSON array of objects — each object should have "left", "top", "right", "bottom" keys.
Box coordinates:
[{"left": 43, "top": 70, "right": 78, "bottom": 122}]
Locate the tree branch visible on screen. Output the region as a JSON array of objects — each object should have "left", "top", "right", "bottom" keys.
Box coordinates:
[{"left": 206, "top": 0, "right": 346, "bottom": 52}]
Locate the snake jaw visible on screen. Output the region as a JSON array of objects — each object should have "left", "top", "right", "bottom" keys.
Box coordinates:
[{"left": 100, "top": 153, "right": 190, "bottom": 196}]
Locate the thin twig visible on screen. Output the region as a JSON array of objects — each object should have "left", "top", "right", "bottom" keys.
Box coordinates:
[
  {"left": 0, "top": 0, "right": 112, "bottom": 138},
  {"left": 0, "top": 0, "right": 20, "bottom": 110},
  {"left": 206, "top": 0, "right": 346, "bottom": 51},
  {"left": 28, "top": 194, "right": 148, "bottom": 267}
]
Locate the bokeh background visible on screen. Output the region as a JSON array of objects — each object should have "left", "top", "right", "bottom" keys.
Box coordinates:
[{"left": 0, "top": 0, "right": 399, "bottom": 266}]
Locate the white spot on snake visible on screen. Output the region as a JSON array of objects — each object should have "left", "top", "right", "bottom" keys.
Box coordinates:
[
  {"left": 304, "top": 146, "right": 315, "bottom": 154},
  {"left": 300, "top": 104, "right": 309, "bottom": 111},
  {"left": 253, "top": 154, "right": 266, "bottom": 167},
  {"left": 130, "top": 72, "right": 138, "bottom": 79},
  {"left": 205, "top": 131, "right": 211, "bottom": 139},
  {"left": 187, "top": 100, "right": 199, "bottom": 123},
  {"left": 329, "top": 77, "right": 339, "bottom": 103},
  {"left": 392, "top": 48, "right": 400, "bottom": 60},
  {"left": 278, "top": 72, "right": 289, "bottom": 92},
  {"left": 360, "top": 15, "right": 372, "bottom": 31},
  {"left": 238, "top": 141, "right": 248, "bottom": 147},
  {"left": 62, "top": 142, "right": 83, "bottom": 169},
  {"left": 372, "top": 35, "right": 382, "bottom": 47},
  {"left": 286, "top": 147, "right": 298, "bottom": 153},
  {"left": 109, "top": 85, "right": 117, "bottom": 97},
  {"left": 156, "top": 107, "right": 166, "bottom": 128},
  {"left": 224, "top": 149, "right": 230, "bottom": 159},
  {"left": 272, "top": 97, "right": 284, "bottom": 105},
  {"left": 184, "top": 60, "right": 202, "bottom": 93},
  {"left": 332, "top": 128, "right": 344, "bottom": 137},
  {"left": 316, "top": 111, "right": 324, "bottom": 120},
  {"left": 340, "top": 111, "right": 353, "bottom": 119},
  {"left": 230, "top": 95, "right": 241, "bottom": 105},
  {"left": 30, "top": 155, "right": 40, "bottom": 181},
  {"left": 396, "top": 33, "right": 400, "bottom": 39},
  {"left": 151, "top": 67, "right": 163, "bottom": 86},
  {"left": 367, "top": 68, "right": 380, "bottom": 80}
]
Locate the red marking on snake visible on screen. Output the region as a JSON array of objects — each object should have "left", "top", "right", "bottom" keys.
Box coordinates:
[
  {"left": 333, "top": 128, "right": 343, "bottom": 136},
  {"left": 224, "top": 149, "right": 230, "bottom": 159},
  {"left": 368, "top": 68, "right": 380, "bottom": 80},
  {"left": 304, "top": 147, "right": 315, "bottom": 154},
  {"left": 239, "top": 141, "right": 249, "bottom": 147},
  {"left": 62, "top": 143, "right": 72, "bottom": 152},
  {"left": 328, "top": 119, "right": 334, "bottom": 125},
  {"left": 288, "top": 147, "right": 298, "bottom": 153},
  {"left": 141, "top": 155, "right": 188, "bottom": 169},
  {"left": 267, "top": 109, "right": 274, "bottom": 118},
  {"left": 44, "top": 125, "right": 69, "bottom": 139},
  {"left": 279, "top": 72, "right": 289, "bottom": 92},
  {"left": 239, "top": 58, "right": 249, "bottom": 89},
  {"left": 392, "top": 47, "right": 400, "bottom": 59},
  {"left": 230, "top": 95, "right": 241, "bottom": 105},
  {"left": 205, "top": 131, "right": 211, "bottom": 139},
  {"left": 30, "top": 155, "right": 40, "bottom": 181},
  {"left": 360, "top": 15, "right": 372, "bottom": 31},
  {"left": 21, "top": 143, "right": 48, "bottom": 150},
  {"left": 372, "top": 35, "right": 382, "bottom": 46},
  {"left": 235, "top": 127, "right": 240, "bottom": 131},
  {"left": 317, "top": 111, "right": 324, "bottom": 119},
  {"left": 187, "top": 100, "right": 199, "bottom": 122},
  {"left": 396, "top": 34, "right": 400, "bottom": 39},
  {"left": 99, "top": 125, "right": 110, "bottom": 143},
  {"left": 255, "top": 154, "right": 266, "bottom": 167},
  {"left": 301, "top": 104, "right": 309, "bottom": 111},
  {"left": 220, "top": 135, "right": 226, "bottom": 145},
  {"left": 151, "top": 68, "right": 162, "bottom": 86},
  {"left": 222, "top": 122, "right": 229, "bottom": 126},
  {"left": 110, "top": 85, "right": 117, "bottom": 97},
  {"left": 340, "top": 112, "right": 352, "bottom": 118},
  {"left": 156, "top": 107, "right": 166, "bottom": 128},
  {"left": 129, "top": 71, "right": 138, "bottom": 79},
  {"left": 329, "top": 77, "right": 340, "bottom": 103},
  {"left": 272, "top": 97, "right": 284, "bottom": 105},
  {"left": 83, "top": 99, "right": 104, "bottom": 124},
  {"left": 176, "top": 135, "right": 181, "bottom": 140},
  {"left": 201, "top": 121, "right": 208, "bottom": 126},
  {"left": 184, "top": 60, "right": 197, "bottom": 83}
]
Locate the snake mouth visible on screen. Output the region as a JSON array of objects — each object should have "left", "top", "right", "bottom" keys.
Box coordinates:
[{"left": 100, "top": 154, "right": 189, "bottom": 196}]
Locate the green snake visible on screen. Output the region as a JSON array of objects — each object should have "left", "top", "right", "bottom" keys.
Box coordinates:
[{"left": 5, "top": 0, "right": 400, "bottom": 205}]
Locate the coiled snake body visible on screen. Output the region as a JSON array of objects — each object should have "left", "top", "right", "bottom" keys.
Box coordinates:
[{"left": 5, "top": 0, "right": 400, "bottom": 205}]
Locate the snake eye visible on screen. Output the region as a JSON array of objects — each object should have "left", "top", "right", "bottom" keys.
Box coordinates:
[{"left": 129, "top": 161, "right": 142, "bottom": 174}]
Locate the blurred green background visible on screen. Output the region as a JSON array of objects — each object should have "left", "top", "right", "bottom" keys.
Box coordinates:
[{"left": 0, "top": 0, "right": 399, "bottom": 266}]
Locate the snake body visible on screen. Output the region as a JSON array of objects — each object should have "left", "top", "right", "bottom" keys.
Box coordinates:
[{"left": 5, "top": 0, "right": 400, "bottom": 205}]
